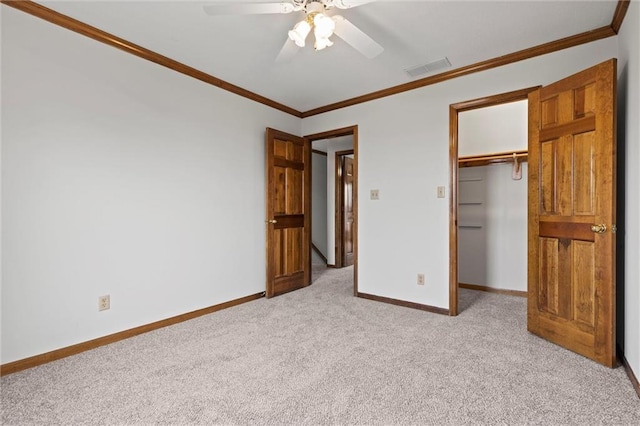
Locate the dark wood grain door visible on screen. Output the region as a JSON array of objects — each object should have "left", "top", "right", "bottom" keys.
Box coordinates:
[
  {"left": 528, "top": 59, "right": 616, "bottom": 367},
  {"left": 342, "top": 156, "right": 355, "bottom": 267},
  {"left": 265, "top": 128, "right": 311, "bottom": 298}
]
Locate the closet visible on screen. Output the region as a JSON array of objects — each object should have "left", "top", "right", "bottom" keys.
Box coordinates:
[{"left": 457, "top": 101, "right": 528, "bottom": 294}]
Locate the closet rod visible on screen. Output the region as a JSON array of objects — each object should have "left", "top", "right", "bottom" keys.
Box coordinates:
[{"left": 459, "top": 150, "right": 528, "bottom": 168}]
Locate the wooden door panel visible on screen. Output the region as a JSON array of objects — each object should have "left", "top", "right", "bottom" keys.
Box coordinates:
[
  {"left": 287, "top": 139, "right": 303, "bottom": 162},
  {"left": 574, "top": 83, "right": 596, "bottom": 118},
  {"left": 528, "top": 59, "right": 616, "bottom": 367},
  {"left": 273, "top": 228, "right": 304, "bottom": 273},
  {"left": 574, "top": 132, "right": 596, "bottom": 215},
  {"left": 274, "top": 139, "right": 288, "bottom": 158},
  {"left": 266, "top": 129, "right": 311, "bottom": 298},
  {"left": 286, "top": 169, "right": 303, "bottom": 214},
  {"left": 541, "top": 96, "right": 559, "bottom": 127},
  {"left": 540, "top": 140, "right": 557, "bottom": 214},
  {"left": 538, "top": 236, "right": 597, "bottom": 326},
  {"left": 538, "top": 237, "right": 560, "bottom": 315},
  {"left": 273, "top": 167, "right": 305, "bottom": 215},
  {"left": 556, "top": 135, "right": 574, "bottom": 216},
  {"left": 273, "top": 229, "right": 284, "bottom": 277},
  {"left": 274, "top": 167, "right": 287, "bottom": 215},
  {"left": 274, "top": 138, "right": 303, "bottom": 161},
  {"left": 573, "top": 240, "right": 595, "bottom": 328},
  {"left": 286, "top": 228, "right": 304, "bottom": 274},
  {"left": 556, "top": 239, "right": 574, "bottom": 321}
]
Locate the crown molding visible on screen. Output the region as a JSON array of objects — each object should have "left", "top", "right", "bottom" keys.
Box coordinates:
[
  {"left": 1, "top": 0, "right": 629, "bottom": 119},
  {"left": 0, "top": 0, "right": 303, "bottom": 118},
  {"left": 611, "top": 0, "right": 631, "bottom": 34},
  {"left": 302, "top": 0, "right": 628, "bottom": 117},
  {"left": 301, "top": 25, "right": 616, "bottom": 117}
]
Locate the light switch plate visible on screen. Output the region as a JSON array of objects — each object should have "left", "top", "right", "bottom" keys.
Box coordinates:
[{"left": 437, "top": 186, "right": 446, "bottom": 198}]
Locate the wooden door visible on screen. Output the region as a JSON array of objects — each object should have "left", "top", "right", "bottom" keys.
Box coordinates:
[
  {"left": 528, "top": 59, "right": 616, "bottom": 367},
  {"left": 265, "top": 128, "right": 311, "bottom": 298},
  {"left": 342, "top": 156, "right": 355, "bottom": 267}
]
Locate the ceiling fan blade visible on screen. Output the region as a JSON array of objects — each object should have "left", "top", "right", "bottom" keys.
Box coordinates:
[
  {"left": 275, "top": 38, "right": 300, "bottom": 63},
  {"left": 332, "top": 15, "right": 383, "bottom": 59},
  {"left": 329, "top": 0, "right": 377, "bottom": 10},
  {"left": 203, "top": 2, "right": 296, "bottom": 15}
]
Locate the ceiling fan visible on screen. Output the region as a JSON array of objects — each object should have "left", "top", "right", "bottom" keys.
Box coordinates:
[{"left": 203, "top": 0, "right": 384, "bottom": 62}]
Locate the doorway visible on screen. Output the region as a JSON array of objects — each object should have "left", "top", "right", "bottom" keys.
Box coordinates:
[
  {"left": 449, "top": 88, "right": 537, "bottom": 316},
  {"left": 306, "top": 126, "right": 358, "bottom": 295}
]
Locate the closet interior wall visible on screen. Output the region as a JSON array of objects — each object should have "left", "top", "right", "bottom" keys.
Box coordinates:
[{"left": 458, "top": 101, "right": 528, "bottom": 293}]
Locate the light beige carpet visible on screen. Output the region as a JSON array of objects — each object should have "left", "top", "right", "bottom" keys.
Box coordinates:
[{"left": 2, "top": 265, "right": 639, "bottom": 425}]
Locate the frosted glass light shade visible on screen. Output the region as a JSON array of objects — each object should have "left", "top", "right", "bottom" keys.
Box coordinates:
[
  {"left": 314, "top": 35, "right": 333, "bottom": 51},
  {"left": 313, "top": 13, "right": 335, "bottom": 38},
  {"left": 288, "top": 20, "right": 311, "bottom": 47}
]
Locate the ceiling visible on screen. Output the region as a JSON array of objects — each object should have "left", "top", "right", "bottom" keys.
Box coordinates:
[{"left": 34, "top": 0, "right": 619, "bottom": 113}]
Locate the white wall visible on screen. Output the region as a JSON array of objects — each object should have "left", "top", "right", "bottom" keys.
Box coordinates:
[
  {"left": 311, "top": 152, "right": 328, "bottom": 259},
  {"left": 1, "top": 9, "right": 300, "bottom": 364},
  {"left": 458, "top": 101, "right": 528, "bottom": 292},
  {"left": 302, "top": 37, "right": 618, "bottom": 310},
  {"left": 458, "top": 101, "right": 528, "bottom": 157},
  {"left": 618, "top": 0, "right": 640, "bottom": 385}
]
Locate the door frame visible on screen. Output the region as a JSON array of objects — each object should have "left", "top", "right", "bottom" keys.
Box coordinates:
[
  {"left": 448, "top": 87, "right": 538, "bottom": 316},
  {"left": 305, "top": 125, "right": 358, "bottom": 296},
  {"left": 335, "top": 149, "right": 355, "bottom": 268}
]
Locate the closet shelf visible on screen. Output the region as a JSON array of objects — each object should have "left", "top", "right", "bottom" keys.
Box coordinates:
[{"left": 459, "top": 150, "right": 528, "bottom": 168}]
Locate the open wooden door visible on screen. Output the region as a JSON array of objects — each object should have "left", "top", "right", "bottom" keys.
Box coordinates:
[
  {"left": 528, "top": 59, "right": 616, "bottom": 367},
  {"left": 342, "top": 156, "right": 355, "bottom": 267},
  {"left": 265, "top": 128, "right": 311, "bottom": 298}
]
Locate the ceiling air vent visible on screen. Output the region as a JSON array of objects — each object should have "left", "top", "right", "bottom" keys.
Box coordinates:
[{"left": 404, "top": 57, "right": 451, "bottom": 78}]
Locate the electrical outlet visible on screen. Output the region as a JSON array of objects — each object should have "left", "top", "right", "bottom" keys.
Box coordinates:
[
  {"left": 370, "top": 189, "right": 380, "bottom": 200},
  {"left": 98, "top": 295, "right": 110, "bottom": 311},
  {"left": 417, "top": 274, "right": 425, "bottom": 286}
]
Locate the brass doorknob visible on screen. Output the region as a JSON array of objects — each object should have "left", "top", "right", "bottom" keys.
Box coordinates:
[
  {"left": 266, "top": 219, "right": 277, "bottom": 224},
  {"left": 591, "top": 224, "right": 607, "bottom": 233}
]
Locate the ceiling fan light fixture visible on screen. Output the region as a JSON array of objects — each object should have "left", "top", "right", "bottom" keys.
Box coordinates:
[
  {"left": 288, "top": 20, "right": 312, "bottom": 47},
  {"left": 314, "top": 36, "right": 333, "bottom": 51},
  {"left": 313, "top": 13, "right": 335, "bottom": 38},
  {"left": 204, "top": 0, "right": 385, "bottom": 59}
]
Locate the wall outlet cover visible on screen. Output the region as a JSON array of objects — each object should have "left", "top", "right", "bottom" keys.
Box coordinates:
[{"left": 98, "top": 295, "right": 110, "bottom": 311}]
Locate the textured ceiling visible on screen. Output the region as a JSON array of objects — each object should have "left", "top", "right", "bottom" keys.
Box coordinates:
[{"left": 36, "top": 0, "right": 618, "bottom": 112}]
